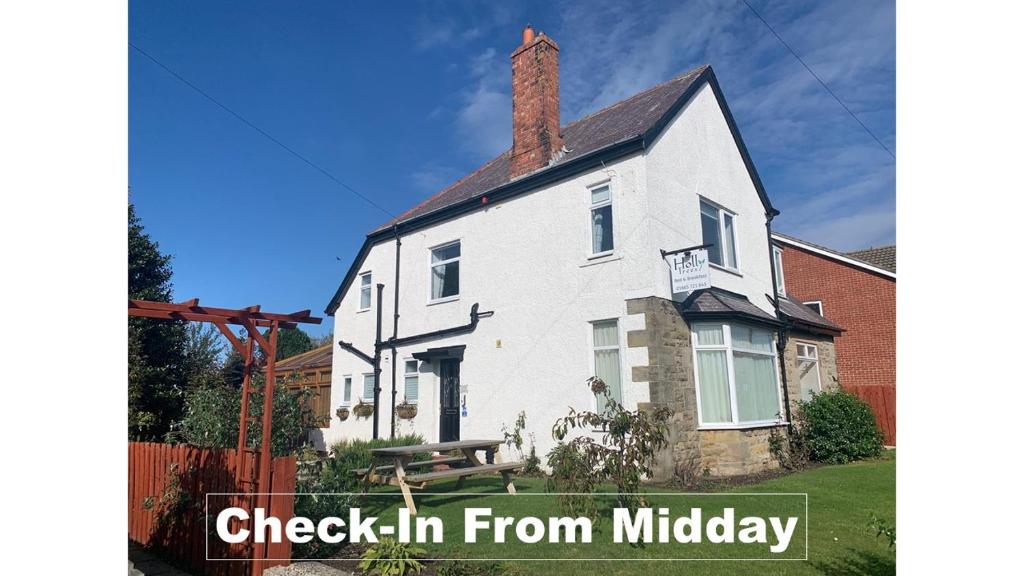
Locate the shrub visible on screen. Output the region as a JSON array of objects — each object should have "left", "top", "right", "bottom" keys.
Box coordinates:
[
  {"left": 359, "top": 537, "right": 426, "bottom": 576},
  {"left": 796, "top": 390, "right": 883, "bottom": 464},
  {"left": 320, "top": 434, "right": 428, "bottom": 493},
  {"left": 291, "top": 488, "right": 354, "bottom": 559},
  {"left": 167, "top": 376, "right": 313, "bottom": 457}
]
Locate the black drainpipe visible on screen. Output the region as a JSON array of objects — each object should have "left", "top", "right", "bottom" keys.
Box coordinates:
[
  {"left": 389, "top": 226, "right": 402, "bottom": 439},
  {"left": 372, "top": 282, "right": 384, "bottom": 439},
  {"left": 765, "top": 210, "right": 793, "bottom": 427}
]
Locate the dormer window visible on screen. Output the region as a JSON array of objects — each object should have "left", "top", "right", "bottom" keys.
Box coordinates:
[{"left": 700, "top": 199, "right": 738, "bottom": 270}]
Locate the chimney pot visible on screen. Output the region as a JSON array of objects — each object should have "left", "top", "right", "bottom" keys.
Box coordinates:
[{"left": 522, "top": 25, "right": 535, "bottom": 45}]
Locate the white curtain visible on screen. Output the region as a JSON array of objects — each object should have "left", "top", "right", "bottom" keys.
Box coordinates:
[
  {"left": 734, "top": 352, "right": 780, "bottom": 421},
  {"left": 363, "top": 374, "right": 376, "bottom": 401},
  {"left": 593, "top": 321, "right": 621, "bottom": 411},
  {"left": 696, "top": 350, "right": 731, "bottom": 423},
  {"left": 694, "top": 324, "right": 724, "bottom": 346}
]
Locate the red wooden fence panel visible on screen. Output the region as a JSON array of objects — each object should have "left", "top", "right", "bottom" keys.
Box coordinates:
[
  {"left": 128, "top": 442, "right": 297, "bottom": 576},
  {"left": 844, "top": 385, "right": 896, "bottom": 446}
]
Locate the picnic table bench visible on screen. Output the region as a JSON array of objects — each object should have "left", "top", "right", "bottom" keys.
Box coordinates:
[{"left": 357, "top": 439, "right": 523, "bottom": 515}]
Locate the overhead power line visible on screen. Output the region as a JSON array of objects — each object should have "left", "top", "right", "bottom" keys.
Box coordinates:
[
  {"left": 129, "top": 42, "right": 397, "bottom": 218},
  {"left": 739, "top": 0, "right": 895, "bottom": 159}
]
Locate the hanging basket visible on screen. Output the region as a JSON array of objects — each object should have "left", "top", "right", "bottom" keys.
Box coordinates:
[
  {"left": 396, "top": 403, "right": 418, "bottom": 420},
  {"left": 353, "top": 401, "right": 375, "bottom": 419},
  {"left": 335, "top": 406, "right": 350, "bottom": 422}
]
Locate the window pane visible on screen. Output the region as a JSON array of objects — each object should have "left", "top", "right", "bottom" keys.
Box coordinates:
[
  {"left": 361, "top": 274, "right": 371, "bottom": 287},
  {"left": 431, "top": 242, "right": 460, "bottom": 263},
  {"left": 363, "top": 374, "right": 376, "bottom": 401},
  {"left": 360, "top": 286, "right": 371, "bottom": 309},
  {"left": 431, "top": 260, "right": 460, "bottom": 299},
  {"left": 773, "top": 248, "right": 785, "bottom": 293},
  {"left": 731, "top": 324, "right": 774, "bottom": 353},
  {"left": 700, "top": 202, "right": 722, "bottom": 265},
  {"left": 343, "top": 377, "right": 352, "bottom": 403},
  {"left": 694, "top": 324, "right": 724, "bottom": 346},
  {"left": 594, "top": 348, "right": 621, "bottom": 411},
  {"left": 591, "top": 204, "right": 613, "bottom": 253},
  {"left": 405, "top": 374, "right": 419, "bottom": 402},
  {"left": 797, "top": 358, "right": 821, "bottom": 401},
  {"left": 591, "top": 185, "right": 610, "bottom": 204},
  {"left": 696, "top": 350, "right": 732, "bottom": 423},
  {"left": 734, "top": 352, "right": 780, "bottom": 422},
  {"left": 723, "top": 213, "right": 737, "bottom": 268},
  {"left": 592, "top": 320, "right": 618, "bottom": 347}
]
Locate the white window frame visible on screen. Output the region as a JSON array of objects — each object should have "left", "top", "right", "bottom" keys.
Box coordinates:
[
  {"left": 588, "top": 181, "right": 614, "bottom": 258},
  {"left": 428, "top": 240, "right": 461, "bottom": 304},
  {"left": 804, "top": 300, "right": 824, "bottom": 316},
  {"left": 699, "top": 198, "right": 740, "bottom": 272},
  {"left": 691, "top": 322, "right": 784, "bottom": 429},
  {"left": 795, "top": 342, "right": 822, "bottom": 398},
  {"left": 341, "top": 374, "right": 353, "bottom": 406},
  {"left": 357, "top": 271, "right": 372, "bottom": 312},
  {"left": 773, "top": 245, "right": 786, "bottom": 296},
  {"left": 589, "top": 318, "right": 624, "bottom": 413},
  {"left": 361, "top": 372, "right": 376, "bottom": 403},
  {"left": 403, "top": 359, "right": 419, "bottom": 404}
]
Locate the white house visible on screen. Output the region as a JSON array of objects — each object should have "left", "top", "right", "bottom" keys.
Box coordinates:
[{"left": 317, "top": 26, "right": 840, "bottom": 478}]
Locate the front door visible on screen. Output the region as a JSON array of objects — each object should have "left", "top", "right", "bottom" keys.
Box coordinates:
[{"left": 439, "top": 358, "right": 461, "bottom": 442}]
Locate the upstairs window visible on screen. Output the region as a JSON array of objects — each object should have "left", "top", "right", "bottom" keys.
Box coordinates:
[
  {"left": 358, "top": 272, "right": 372, "bottom": 310},
  {"left": 404, "top": 360, "right": 419, "bottom": 403},
  {"left": 590, "top": 184, "right": 614, "bottom": 255},
  {"left": 804, "top": 301, "right": 824, "bottom": 316},
  {"left": 430, "top": 241, "right": 460, "bottom": 302},
  {"left": 700, "top": 199, "right": 738, "bottom": 270},
  {"left": 773, "top": 246, "right": 786, "bottom": 295}
]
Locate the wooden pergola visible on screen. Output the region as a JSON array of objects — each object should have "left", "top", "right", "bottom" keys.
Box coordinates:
[{"left": 129, "top": 298, "right": 321, "bottom": 573}]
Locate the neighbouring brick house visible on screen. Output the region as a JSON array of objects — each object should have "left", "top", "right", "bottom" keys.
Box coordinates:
[{"left": 772, "top": 232, "right": 896, "bottom": 443}]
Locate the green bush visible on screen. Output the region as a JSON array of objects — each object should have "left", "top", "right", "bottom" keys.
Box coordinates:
[
  {"left": 359, "top": 537, "right": 426, "bottom": 576},
  {"left": 167, "top": 377, "right": 313, "bottom": 457},
  {"left": 291, "top": 488, "right": 355, "bottom": 559},
  {"left": 320, "top": 435, "right": 428, "bottom": 493},
  {"left": 797, "top": 390, "right": 883, "bottom": 464}
]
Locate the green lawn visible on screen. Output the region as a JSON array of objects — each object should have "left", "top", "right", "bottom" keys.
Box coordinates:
[{"left": 347, "top": 453, "right": 895, "bottom": 575}]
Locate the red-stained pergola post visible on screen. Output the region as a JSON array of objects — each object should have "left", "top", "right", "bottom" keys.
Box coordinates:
[{"left": 128, "top": 298, "right": 321, "bottom": 575}]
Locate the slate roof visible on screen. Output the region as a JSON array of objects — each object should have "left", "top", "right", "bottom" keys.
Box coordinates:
[
  {"left": 844, "top": 245, "right": 896, "bottom": 273},
  {"left": 276, "top": 344, "right": 333, "bottom": 372},
  {"left": 372, "top": 66, "right": 709, "bottom": 233},
  {"left": 777, "top": 297, "right": 843, "bottom": 335},
  {"left": 678, "top": 288, "right": 782, "bottom": 326}
]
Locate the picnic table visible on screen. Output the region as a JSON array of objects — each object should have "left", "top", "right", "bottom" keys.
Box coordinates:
[{"left": 354, "top": 439, "right": 523, "bottom": 515}]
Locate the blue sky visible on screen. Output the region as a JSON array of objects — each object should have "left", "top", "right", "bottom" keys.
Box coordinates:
[{"left": 129, "top": 0, "right": 894, "bottom": 337}]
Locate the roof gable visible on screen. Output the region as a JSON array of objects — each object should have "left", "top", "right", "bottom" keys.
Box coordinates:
[{"left": 327, "top": 65, "right": 776, "bottom": 314}]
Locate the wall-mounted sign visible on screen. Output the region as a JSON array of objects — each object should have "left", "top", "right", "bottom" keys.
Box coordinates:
[{"left": 668, "top": 249, "right": 711, "bottom": 293}]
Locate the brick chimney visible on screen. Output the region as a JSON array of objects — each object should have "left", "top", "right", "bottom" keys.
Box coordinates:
[{"left": 510, "top": 25, "right": 563, "bottom": 179}]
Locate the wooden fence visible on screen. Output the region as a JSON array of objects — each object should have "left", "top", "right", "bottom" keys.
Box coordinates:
[
  {"left": 128, "top": 442, "right": 297, "bottom": 576},
  {"left": 845, "top": 385, "right": 896, "bottom": 446}
]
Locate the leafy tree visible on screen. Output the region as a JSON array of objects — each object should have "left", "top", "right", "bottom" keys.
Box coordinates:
[
  {"left": 271, "top": 327, "right": 314, "bottom": 361},
  {"left": 182, "top": 324, "right": 226, "bottom": 389},
  {"left": 129, "top": 202, "right": 188, "bottom": 440}
]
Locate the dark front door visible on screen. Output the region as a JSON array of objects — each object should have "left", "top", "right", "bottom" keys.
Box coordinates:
[{"left": 439, "top": 358, "right": 461, "bottom": 442}]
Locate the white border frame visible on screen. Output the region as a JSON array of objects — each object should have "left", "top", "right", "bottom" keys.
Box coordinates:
[
  {"left": 588, "top": 317, "right": 624, "bottom": 413},
  {"left": 428, "top": 239, "right": 461, "bottom": 305},
  {"left": 357, "top": 271, "right": 373, "bottom": 312},
  {"left": 795, "top": 341, "right": 823, "bottom": 400},
  {"left": 699, "top": 196, "right": 741, "bottom": 273},
  {"left": 361, "top": 371, "right": 376, "bottom": 403},
  {"left": 804, "top": 300, "right": 824, "bottom": 316},
  {"left": 403, "top": 357, "right": 420, "bottom": 405},
  {"left": 773, "top": 245, "right": 786, "bottom": 296},
  {"left": 340, "top": 374, "right": 353, "bottom": 407}
]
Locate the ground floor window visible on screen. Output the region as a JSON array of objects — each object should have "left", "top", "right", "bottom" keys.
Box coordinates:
[
  {"left": 592, "top": 319, "right": 622, "bottom": 411},
  {"left": 692, "top": 322, "right": 783, "bottom": 426},
  {"left": 362, "top": 373, "right": 376, "bottom": 402},
  {"left": 796, "top": 342, "right": 822, "bottom": 401},
  {"left": 404, "top": 360, "right": 419, "bottom": 403}
]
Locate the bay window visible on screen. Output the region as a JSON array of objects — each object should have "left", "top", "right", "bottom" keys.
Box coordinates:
[
  {"left": 692, "top": 322, "right": 783, "bottom": 427},
  {"left": 700, "top": 199, "right": 738, "bottom": 270}
]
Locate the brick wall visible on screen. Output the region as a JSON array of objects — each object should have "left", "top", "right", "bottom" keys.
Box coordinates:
[{"left": 779, "top": 246, "right": 896, "bottom": 390}]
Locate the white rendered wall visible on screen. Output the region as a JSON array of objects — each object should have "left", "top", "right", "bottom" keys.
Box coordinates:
[{"left": 321, "top": 80, "right": 776, "bottom": 461}]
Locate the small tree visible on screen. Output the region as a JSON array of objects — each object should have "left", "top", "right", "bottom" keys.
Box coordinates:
[{"left": 551, "top": 377, "right": 671, "bottom": 512}]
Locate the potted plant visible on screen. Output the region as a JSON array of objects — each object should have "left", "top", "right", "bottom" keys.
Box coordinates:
[
  {"left": 353, "top": 400, "right": 374, "bottom": 419},
  {"left": 335, "top": 405, "right": 350, "bottom": 422},
  {"left": 396, "top": 400, "right": 418, "bottom": 420}
]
